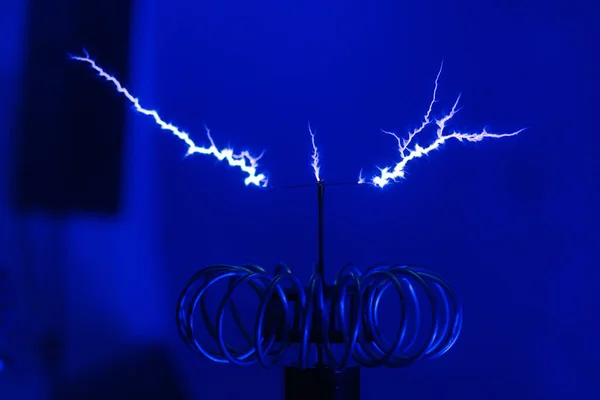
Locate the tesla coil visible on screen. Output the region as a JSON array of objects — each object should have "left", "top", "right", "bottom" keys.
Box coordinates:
[{"left": 176, "top": 181, "right": 463, "bottom": 400}]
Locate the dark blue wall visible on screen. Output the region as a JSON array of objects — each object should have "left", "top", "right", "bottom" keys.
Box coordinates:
[{"left": 1, "top": 0, "right": 599, "bottom": 399}]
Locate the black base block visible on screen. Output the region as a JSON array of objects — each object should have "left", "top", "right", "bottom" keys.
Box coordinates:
[{"left": 283, "top": 366, "right": 360, "bottom": 400}]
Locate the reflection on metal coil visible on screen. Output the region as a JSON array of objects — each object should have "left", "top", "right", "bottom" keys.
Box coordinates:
[{"left": 177, "top": 263, "right": 462, "bottom": 369}]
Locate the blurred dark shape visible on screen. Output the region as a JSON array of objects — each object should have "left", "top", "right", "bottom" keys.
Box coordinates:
[
  {"left": 38, "top": 330, "right": 64, "bottom": 379},
  {"left": 284, "top": 367, "right": 360, "bottom": 400},
  {"left": 52, "top": 345, "right": 188, "bottom": 400},
  {"left": 0, "top": 269, "right": 8, "bottom": 317},
  {"left": 13, "top": 0, "right": 133, "bottom": 214},
  {"left": 0, "top": 268, "right": 11, "bottom": 373}
]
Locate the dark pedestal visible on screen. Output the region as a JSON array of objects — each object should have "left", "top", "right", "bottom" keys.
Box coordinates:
[{"left": 283, "top": 366, "right": 360, "bottom": 400}]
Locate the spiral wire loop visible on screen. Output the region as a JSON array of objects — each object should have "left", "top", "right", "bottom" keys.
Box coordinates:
[{"left": 177, "top": 263, "right": 462, "bottom": 369}]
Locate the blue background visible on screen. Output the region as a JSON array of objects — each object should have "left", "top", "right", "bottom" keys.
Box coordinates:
[{"left": 1, "top": 0, "right": 599, "bottom": 398}]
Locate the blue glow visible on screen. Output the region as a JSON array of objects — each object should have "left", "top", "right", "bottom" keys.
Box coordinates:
[{"left": 1, "top": 0, "right": 598, "bottom": 399}]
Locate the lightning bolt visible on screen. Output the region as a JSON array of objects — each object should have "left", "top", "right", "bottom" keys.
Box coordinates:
[
  {"left": 70, "top": 50, "right": 268, "bottom": 187},
  {"left": 362, "top": 62, "right": 524, "bottom": 188},
  {"left": 308, "top": 123, "right": 321, "bottom": 181}
]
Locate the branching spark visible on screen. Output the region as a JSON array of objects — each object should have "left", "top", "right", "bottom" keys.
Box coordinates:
[
  {"left": 70, "top": 50, "right": 268, "bottom": 187},
  {"left": 308, "top": 123, "right": 321, "bottom": 181},
  {"left": 363, "top": 63, "right": 523, "bottom": 188}
]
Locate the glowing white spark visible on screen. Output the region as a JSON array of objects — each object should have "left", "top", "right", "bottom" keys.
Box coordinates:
[
  {"left": 71, "top": 50, "right": 268, "bottom": 187},
  {"left": 358, "top": 169, "right": 365, "bottom": 184},
  {"left": 362, "top": 63, "right": 523, "bottom": 188},
  {"left": 308, "top": 123, "right": 321, "bottom": 181}
]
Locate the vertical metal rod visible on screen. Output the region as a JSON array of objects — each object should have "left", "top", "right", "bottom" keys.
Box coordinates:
[
  {"left": 317, "top": 181, "right": 325, "bottom": 278},
  {"left": 316, "top": 180, "right": 325, "bottom": 365}
]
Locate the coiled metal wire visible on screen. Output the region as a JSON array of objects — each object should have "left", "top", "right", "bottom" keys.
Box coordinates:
[{"left": 177, "top": 263, "right": 462, "bottom": 369}]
